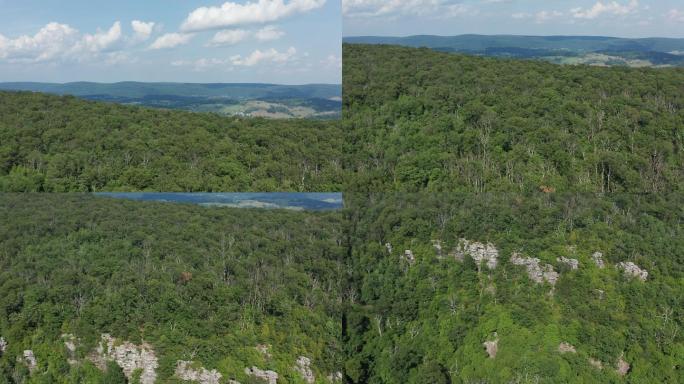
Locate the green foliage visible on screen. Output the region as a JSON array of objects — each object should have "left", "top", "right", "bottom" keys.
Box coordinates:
[
  {"left": 343, "top": 44, "right": 684, "bottom": 193},
  {"left": 0, "top": 92, "right": 345, "bottom": 192},
  {"left": 0, "top": 195, "right": 345, "bottom": 382},
  {"left": 343, "top": 193, "right": 684, "bottom": 383}
]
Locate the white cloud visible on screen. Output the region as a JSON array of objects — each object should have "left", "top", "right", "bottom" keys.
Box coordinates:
[
  {"left": 209, "top": 29, "right": 250, "bottom": 45},
  {"left": 0, "top": 21, "right": 125, "bottom": 62},
  {"left": 320, "top": 54, "right": 341, "bottom": 69},
  {"left": 76, "top": 22, "right": 122, "bottom": 53},
  {"left": 571, "top": 0, "right": 639, "bottom": 19},
  {"left": 181, "top": 0, "right": 326, "bottom": 32},
  {"left": 172, "top": 57, "right": 234, "bottom": 71},
  {"left": 131, "top": 20, "right": 155, "bottom": 41},
  {"left": 512, "top": 12, "right": 531, "bottom": 19},
  {"left": 149, "top": 33, "right": 194, "bottom": 49},
  {"left": 343, "top": 0, "right": 441, "bottom": 18},
  {"left": 343, "top": 0, "right": 476, "bottom": 19},
  {"left": 666, "top": 9, "right": 684, "bottom": 22},
  {"left": 255, "top": 25, "right": 285, "bottom": 41},
  {"left": 231, "top": 46, "right": 297, "bottom": 66}
]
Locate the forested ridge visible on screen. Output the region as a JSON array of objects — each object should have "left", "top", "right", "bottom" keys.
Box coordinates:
[
  {"left": 0, "top": 92, "right": 344, "bottom": 192},
  {"left": 343, "top": 193, "right": 683, "bottom": 383},
  {"left": 0, "top": 194, "right": 345, "bottom": 383},
  {"left": 343, "top": 44, "right": 684, "bottom": 193}
]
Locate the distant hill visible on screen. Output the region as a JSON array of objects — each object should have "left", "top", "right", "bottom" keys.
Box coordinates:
[
  {"left": 0, "top": 82, "right": 342, "bottom": 119},
  {"left": 344, "top": 35, "right": 684, "bottom": 67}
]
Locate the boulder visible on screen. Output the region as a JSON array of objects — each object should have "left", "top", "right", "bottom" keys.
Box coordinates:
[
  {"left": 245, "top": 366, "right": 278, "bottom": 384},
  {"left": 452, "top": 239, "right": 499, "bottom": 270},
  {"left": 175, "top": 360, "right": 222, "bottom": 384},
  {"left": 510, "top": 253, "right": 559, "bottom": 285},
  {"left": 589, "top": 358, "right": 603, "bottom": 370},
  {"left": 327, "top": 371, "right": 343, "bottom": 382},
  {"left": 592, "top": 252, "right": 605, "bottom": 269},
  {"left": 62, "top": 334, "right": 78, "bottom": 365},
  {"left": 0, "top": 337, "right": 6, "bottom": 355},
  {"left": 403, "top": 249, "right": 416, "bottom": 264},
  {"left": 617, "top": 262, "right": 648, "bottom": 281},
  {"left": 558, "top": 342, "right": 576, "bottom": 353},
  {"left": 557, "top": 257, "right": 579, "bottom": 270},
  {"left": 22, "top": 350, "right": 38, "bottom": 373},
  {"left": 431, "top": 240, "right": 443, "bottom": 257},
  {"left": 294, "top": 356, "right": 315, "bottom": 384},
  {"left": 89, "top": 334, "right": 158, "bottom": 384},
  {"left": 616, "top": 355, "right": 631, "bottom": 376},
  {"left": 385, "top": 243, "right": 393, "bottom": 254},
  {"left": 483, "top": 333, "right": 498, "bottom": 359}
]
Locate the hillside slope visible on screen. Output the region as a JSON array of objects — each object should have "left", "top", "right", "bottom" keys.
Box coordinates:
[
  {"left": 343, "top": 193, "right": 683, "bottom": 383},
  {"left": 0, "top": 91, "right": 345, "bottom": 192},
  {"left": 0, "top": 194, "right": 345, "bottom": 383},
  {"left": 343, "top": 44, "right": 684, "bottom": 193}
]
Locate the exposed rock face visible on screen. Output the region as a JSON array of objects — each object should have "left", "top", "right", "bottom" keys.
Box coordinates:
[
  {"left": 327, "top": 371, "right": 343, "bottom": 382},
  {"left": 245, "top": 366, "right": 278, "bottom": 384},
  {"left": 62, "top": 334, "right": 78, "bottom": 365},
  {"left": 403, "top": 249, "right": 416, "bottom": 264},
  {"left": 617, "top": 262, "right": 648, "bottom": 281},
  {"left": 22, "top": 350, "right": 38, "bottom": 373},
  {"left": 175, "top": 360, "right": 222, "bottom": 384},
  {"left": 0, "top": 337, "right": 6, "bottom": 355},
  {"left": 483, "top": 333, "right": 498, "bottom": 359},
  {"left": 385, "top": 243, "right": 393, "bottom": 254},
  {"left": 592, "top": 252, "right": 605, "bottom": 269},
  {"left": 616, "top": 355, "right": 631, "bottom": 376},
  {"left": 256, "top": 344, "right": 272, "bottom": 358},
  {"left": 558, "top": 342, "right": 576, "bottom": 353},
  {"left": 557, "top": 257, "right": 579, "bottom": 270},
  {"left": 431, "top": 240, "right": 443, "bottom": 257},
  {"left": 294, "top": 356, "right": 315, "bottom": 384},
  {"left": 452, "top": 239, "right": 499, "bottom": 270},
  {"left": 89, "top": 334, "right": 158, "bottom": 384},
  {"left": 589, "top": 358, "right": 603, "bottom": 370},
  {"left": 510, "top": 253, "right": 559, "bottom": 285}
]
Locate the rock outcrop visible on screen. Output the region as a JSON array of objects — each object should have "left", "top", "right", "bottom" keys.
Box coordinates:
[
  {"left": 245, "top": 366, "right": 278, "bottom": 384},
  {"left": 592, "top": 252, "right": 605, "bottom": 269},
  {"left": 589, "top": 358, "right": 603, "bottom": 370},
  {"left": 294, "top": 356, "right": 315, "bottom": 384},
  {"left": 452, "top": 239, "right": 499, "bottom": 270},
  {"left": 62, "top": 334, "right": 78, "bottom": 365},
  {"left": 557, "top": 342, "right": 576, "bottom": 353},
  {"left": 89, "top": 334, "right": 158, "bottom": 384},
  {"left": 483, "top": 333, "right": 498, "bottom": 359},
  {"left": 22, "top": 350, "right": 38, "bottom": 373},
  {"left": 431, "top": 240, "right": 443, "bottom": 257},
  {"left": 616, "top": 355, "right": 631, "bottom": 376},
  {"left": 0, "top": 337, "right": 6, "bottom": 355},
  {"left": 403, "top": 249, "right": 416, "bottom": 264},
  {"left": 175, "top": 360, "right": 222, "bottom": 384},
  {"left": 557, "top": 257, "right": 579, "bottom": 270},
  {"left": 327, "top": 371, "right": 343, "bottom": 382},
  {"left": 510, "top": 253, "right": 559, "bottom": 285},
  {"left": 256, "top": 344, "right": 272, "bottom": 358},
  {"left": 617, "top": 262, "right": 648, "bottom": 281}
]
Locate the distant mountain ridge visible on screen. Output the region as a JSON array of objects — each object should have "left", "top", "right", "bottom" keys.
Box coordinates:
[
  {"left": 0, "top": 82, "right": 342, "bottom": 119},
  {"left": 0, "top": 81, "right": 340, "bottom": 99},
  {"left": 344, "top": 34, "right": 684, "bottom": 67}
]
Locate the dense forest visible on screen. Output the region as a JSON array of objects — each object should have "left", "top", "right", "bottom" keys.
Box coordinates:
[
  {"left": 343, "top": 44, "right": 684, "bottom": 193},
  {"left": 0, "top": 92, "right": 345, "bottom": 192},
  {"left": 343, "top": 193, "right": 683, "bottom": 383},
  {"left": 0, "top": 194, "right": 345, "bottom": 383}
]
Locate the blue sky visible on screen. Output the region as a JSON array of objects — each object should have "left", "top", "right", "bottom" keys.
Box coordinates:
[
  {"left": 343, "top": 0, "right": 684, "bottom": 38},
  {"left": 0, "top": 0, "right": 341, "bottom": 84}
]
